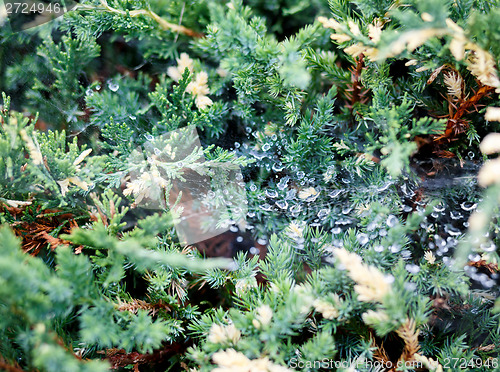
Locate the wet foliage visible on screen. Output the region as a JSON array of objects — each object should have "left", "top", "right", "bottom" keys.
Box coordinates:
[{"left": 2, "top": 0, "right": 500, "bottom": 371}]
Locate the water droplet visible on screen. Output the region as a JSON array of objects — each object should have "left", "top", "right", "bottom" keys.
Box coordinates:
[
  {"left": 317, "top": 209, "right": 329, "bottom": 220},
  {"left": 236, "top": 236, "right": 244, "bottom": 242},
  {"left": 379, "top": 229, "right": 387, "bottom": 237},
  {"left": 374, "top": 245, "right": 384, "bottom": 252},
  {"left": 277, "top": 176, "right": 290, "bottom": 191},
  {"left": 481, "top": 241, "right": 496, "bottom": 252},
  {"left": 250, "top": 184, "right": 257, "bottom": 192},
  {"left": 276, "top": 200, "right": 288, "bottom": 209},
  {"left": 247, "top": 211, "right": 256, "bottom": 218},
  {"left": 433, "top": 204, "right": 445, "bottom": 213},
  {"left": 460, "top": 202, "right": 477, "bottom": 211},
  {"left": 257, "top": 238, "right": 267, "bottom": 245},
  {"left": 154, "top": 148, "right": 161, "bottom": 156},
  {"left": 95, "top": 84, "right": 101, "bottom": 90},
  {"left": 390, "top": 244, "right": 401, "bottom": 253},
  {"left": 377, "top": 182, "right": 392, "bottom": 192},
  {"left": 444, "top": 224, "right": 461, "bottom": 237},
  {"left": 331, "top": 227, "right": 342, "bottom": 234},
  {"left": 129, "top": 115, "right": 137, "bottom": 120},
  {"left": 286, "top": 189, "right": 296, "bottom": 199},
  {"left": 108, "top": 80, "right": 119, "bottom": 92},
  {"left": 468, "top": 254, "right": 481, "bottom": 262},
  {"left": 85, "top": 87, "right": 94, "bottom": 96},
  {"left": 272, "top": 163, "right": 284, "bottom": 172},
  {"left": 335, "top": 218, "right": 352, "bottom": 225},
  {"left": 342, "top": 206, "right": 352, "bottom": 214},
  {"left": 297, "top": 171, "right": 305, "bottom": 179},
  {"left": 177, "top": 162, "right": 184, "bottom": 167},
  {"left": 386, "top": 215, "right": 398, "bottom": 227},
  {"left": 435, "top": 236, "right": 446, "bottom": 248},
  {"left": 250, "top": 247, "right": 260, "bottom": 255},
  {"left": 145, "top": 134, "right": 154, "bottom": 141},
  {"left": 332, "top": 239, "right": 344, "bottom": 248},
  {"left": 260, "top": 203, "right": 273, "bottom": 211},
  {"left": 245, "top": 127, "right": 252, "bottom": 133},
  {"left": 402, "top": 283, "right": 416, "bottom": 294},
  {"left": 403, "top": 205, "right": 413, "bottom": 213},
  {"left": 357, "top": 233, "right": 369, "bottom": 245},
  {"left": 328, "top": 189, "right": 343, "bottom": 198},
  {"left": 450, "top": 211, "right": 463, "bottom": 220},
  {"left": 262, "top": 143, "right": 271, "bottom": 151},
  {"left": 235, "top": 142, "right": 241, "bottom": 148},
  {"left": 266, "top": 189, "right": 278, "bottom": 198}
]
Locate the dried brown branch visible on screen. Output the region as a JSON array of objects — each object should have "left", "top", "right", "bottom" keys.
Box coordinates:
[
  {"left": 77, "top": 0, "right": 205, "bottom": 38},
  {"left": 0, "top": 204, "right": 80, "bottom": 255},
  {"left": 101, "top": 342, "right": 186, "bottom": 370},
  {"left": 0, "top": 355, "right": 30, "bottom": 372},
  {"left": 396, "top": 318, "right": 420, "bottom": 362},
  {"left": 115, "top": 299, "right": 171, "bottom": 316},
  {"left": 345, "top": 55, "right": 370, "bottom": 112}
]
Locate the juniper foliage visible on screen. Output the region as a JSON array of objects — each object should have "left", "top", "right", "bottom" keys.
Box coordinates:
[{"left": 2, "top": 0, "right": 500, "bottom": 371}]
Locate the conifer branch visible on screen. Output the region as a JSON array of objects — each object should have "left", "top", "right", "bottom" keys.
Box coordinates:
[{"left": 95, "top": 0, "right": 204, "bottom": 38}]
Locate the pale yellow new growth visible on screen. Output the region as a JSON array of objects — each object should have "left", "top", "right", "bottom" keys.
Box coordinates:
[
  {"left": 298, "top": 187, "right": 319, "bottom": 200},
  {"left": 57, "top": 177, "right": 90, "bottom": 196},
  {"left": 313, "top": 298, "right": 340, "bottom": 319},
  {"left": 317, "top": 16, "right": 342, "bottom": 32},
  {"left": 208, "top": 323, "right": 241, "bottom": 344},
  {"left": 187, "top": 71, "right": 213, "bottom": 109},
  {"left": 468, "top": 211, "right": 489, "bottom": 232},
  {"left": 73, "top": 148, "right": 93, "bottom": 166},
  {"left": 421, "top": 12, "right": 434, "bottom": 22},
  {"left": 383, "top": 28, "right": 448, "bottom": 60},
  {"left": 485, "top": 107, "right": 500, "bottom": 122},
  {"left": 480, "top": 133, "right": 500, "bottom": 154},
  {"left": 443, "top": 72, "right": 463, "bottom": 100},
  {"left": 253, "top": 304, "right": 273, "bottom": 328},
  {"left": 212, "top": 349, "right": 292, "bottom": 372},
  {"left": 368, "top": 21, "right": 383, "bottom": 43},
  {"left": 19, "top": 129, "right": 43, "bottom": 165},
  {"left": 348, "top": 20, "right": 361, "bottom": 36},
  {"left": 477, "top": 158, "right": 500, "bottom": 187},
  {"left": 413, "top": 353, "right": 443, "bottom": 372},
  {"left": 466, "top": 44, "right": 500, "bottom": 90},
  {"left": 123, "top": 170, "right": 169, "bottom": 203},
  {"left": 333, "top": 248, "right": 391, "bottom": 303},
  {"left": 167, "top": 53, "right": 194, "bottom": 82},
  {"left": 362, "top": 309, "right": 389, "bottom": 325},
  {"left": 424, "top": 251, "right": 436, "bottom": 265},
  {"left": 330, "top": 33, "right": 352, "bottom": 43}
]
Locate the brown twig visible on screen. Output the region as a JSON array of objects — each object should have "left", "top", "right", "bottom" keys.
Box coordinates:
[
  {"left": 396, "top": 318, "right": 420, "bottom": 363},
  {"left": 0, "top": 355, "right": 29, "bottom": 372},
  {"left": 101, "top": 342, "right": 186, "bottom": 370},
  {"left": 116, "top": 298, "right": 171, "bottom": 316},
  {"left": 0, "top": 203, "right": 80, "bottom": 255},
  {"left": 345, "top": 55, "right": 370, "bottom": 113},
  {"left": 86, "top": 0, "right": 205, "bottom": 38}
]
